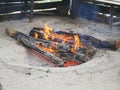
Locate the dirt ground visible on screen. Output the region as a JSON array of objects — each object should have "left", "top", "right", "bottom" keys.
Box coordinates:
[{"left": 0, "top": 16, "right": 120, "bottom": 90}]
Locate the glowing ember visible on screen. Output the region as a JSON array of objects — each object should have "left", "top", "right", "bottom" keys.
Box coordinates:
[{"left": 63, "top": 61, "right": 79, "bottom": 67}]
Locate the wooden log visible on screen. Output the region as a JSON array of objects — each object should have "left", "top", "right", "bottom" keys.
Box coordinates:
[
  {"left": 5, "top": 28, "right": 94, "bottom": 64},
  {"left": 29, "top": 27, "right": 96, "bottom": 62},
  {"left": 5, "top": 28, "right": 96, "bottom": 67},
  {"left": 5, "top": 28, "right": 65, "bottom": 67},
  {"left": 31, "top": 36, "right": 72, "bottom": 53}
]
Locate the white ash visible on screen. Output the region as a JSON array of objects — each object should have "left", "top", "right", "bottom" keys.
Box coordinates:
[{"left": 0, "top": 16, "right": 120, "bottom": 90}]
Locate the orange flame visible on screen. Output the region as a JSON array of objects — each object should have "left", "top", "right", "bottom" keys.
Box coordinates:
[
  {"left": 33, "top": 24, "right": 82, "bottom": 67},
  {"left": 40, "top": 24, "right": 52, "bottom": 40},
  {"left": 34, "top": 32, "right": 39, "bottom": 39},
  {"left": 71, "top": 34, "right": 82, "bottom": 53},
  {"left": 34, "top": 24, "right": 82, "bottom": 53}
]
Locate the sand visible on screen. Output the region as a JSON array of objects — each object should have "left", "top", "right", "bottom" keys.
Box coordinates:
[{"left": 0, "top": 16, "right": 120, "bottom": 90}]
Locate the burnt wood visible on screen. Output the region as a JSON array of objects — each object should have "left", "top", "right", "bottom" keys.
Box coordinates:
[
  {"left": 5, "top": 28, "right": 65, "bottom": 67},
  {"left": 29, "top": 27, "right": 97, "bottom": 62},
  {"left": 5, "top": 28, "right": 96, "bottom": 67}
]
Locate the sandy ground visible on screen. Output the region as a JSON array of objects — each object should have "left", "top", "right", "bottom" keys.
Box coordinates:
[{"left": 0, "top": 16, "right": 120, "bottom": 90}]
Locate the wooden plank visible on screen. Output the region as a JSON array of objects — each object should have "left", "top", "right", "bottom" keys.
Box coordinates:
[
  {"left": 0, "top": 0, "right": 42, "bottom": 3},
  {"left": 33, "top": 2, "right": 63, "bottom": 9},
  {"left": 95, "top": 0, "right": 120, "bottom": 5},
  {"left": 84, "top": 0, "right": 120, "bottom": 5},
  {"left": 0, "top": 3, "right": 23, "bottom": 8},
  {"left": 0, "top": 0, "right": 24, "bottom": 3},
  {"left": 93, "top": 0, "right": 120, "bottom": 27},
  {"left": 28, "top": 1, "right": 63, "bottom": 22},
  {"left": 0, "top": 1, "right": 119, "bottom": 15},
  {"left": 0, "top": 4, "right": 24, "bottom": 14}
]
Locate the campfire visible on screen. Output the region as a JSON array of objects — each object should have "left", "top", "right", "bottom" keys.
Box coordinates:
[
  {"left": 5, "top": 24, "right": 96, "bottom": 67},
  {"left": 31, "top": 24, "right": 82, "bottom": 53}
]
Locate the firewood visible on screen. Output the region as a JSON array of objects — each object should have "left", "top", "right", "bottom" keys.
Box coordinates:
[
  {"left": 57, "top": 45, "right": 96, "bottom": 63},
  {"left": 5, "top": 28, "right": 65, "bottom": 66},
  {"left": 29, "top": 27, "right": 96, "bottom": 62},
  {"left": 5, "top": 28, "right": 96, "bottom": 67}
]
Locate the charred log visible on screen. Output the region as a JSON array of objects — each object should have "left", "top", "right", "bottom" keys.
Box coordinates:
[
  {"left": 5, "top": 28, "right": 65, "bottom": 66},
  {"left": 5, "top": 28, "right": 96, "bottom": 67},
  {"left": 29, "top": 27, "right": 96, "bottom": 62},
  {"left": 57, "top": 45, "right": 96, "bottom": 63},
  {"left": 30, "top": 27, "right": 78, "bottom": 36},
  {"left": 29, "top": 29, "right": 73, "bottom": 53}
]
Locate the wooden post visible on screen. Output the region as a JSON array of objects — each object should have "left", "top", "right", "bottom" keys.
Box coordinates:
[
  {"left": 109, "top": 5, "right": 113, "bottom": 29},
  {"left": 24, "top": 0, "right": 28, "bottom": 15},
  {"left": 21, "top": 0, "right": 28, "bottom": 18},
  {"left": 29, "top": 0, "right": 34, "bottom": 23}
]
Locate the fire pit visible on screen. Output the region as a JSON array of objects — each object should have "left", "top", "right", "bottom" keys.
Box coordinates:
[{"left": 5, "top": 24, "right": 96, "bottom": 67}]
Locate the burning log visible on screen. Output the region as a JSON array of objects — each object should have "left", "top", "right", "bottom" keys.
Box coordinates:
[
  {"left": 29, "top": 26, "right": 83, "bottom": 53},
  {"left": 29, "top": 26, "right": 96, "bottom": 63},
  {"left": 5, "top": 28, "right": 66, "bottom": 67},
  {"left": 29, "top": 28, "right": 75, "bottom": 53},
  {"left": 5, "top": 26, "right": 96, "bottom": 67}
]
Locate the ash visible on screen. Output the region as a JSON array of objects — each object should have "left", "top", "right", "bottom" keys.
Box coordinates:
[{"left": 0, "top": 16, "right": 120, "bottom": 90}]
